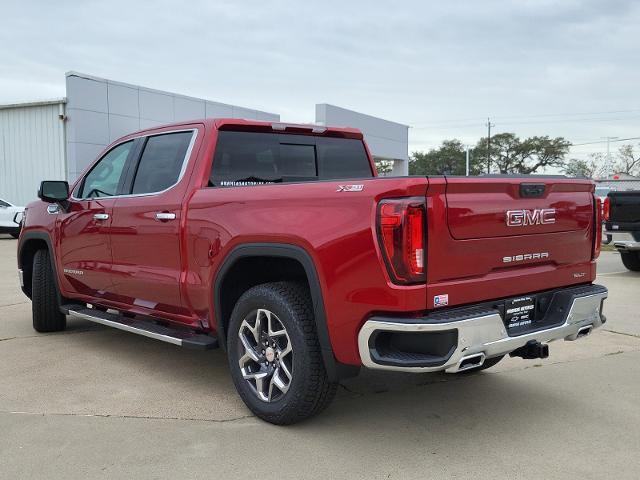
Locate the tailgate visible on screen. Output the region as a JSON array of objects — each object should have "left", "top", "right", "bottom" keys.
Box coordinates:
[
  {"left": 608, "top": 191, "right": 640, "bottom": 225},
  {"left": 425, "top": 176, "right": 596, "bottom": 310},
  {"left": 446, "top": 177, "right": 593, "bottom": 239}
]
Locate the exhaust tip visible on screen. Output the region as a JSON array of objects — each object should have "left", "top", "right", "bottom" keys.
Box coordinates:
[
  {"left": 576, "top": 325, "right": 593, "bottom": 339},
  {"left": 458, "top": 353, "right": 485, "bottom": 372}
]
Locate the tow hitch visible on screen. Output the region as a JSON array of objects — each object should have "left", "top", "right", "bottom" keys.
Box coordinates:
[{"left": 509, "top": 340, "right": 549, "bottom": 360}]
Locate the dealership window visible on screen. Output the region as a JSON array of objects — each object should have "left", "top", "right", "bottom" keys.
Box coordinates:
[{"left": 209, "top": 131, "right": 372, "bottom": 187}]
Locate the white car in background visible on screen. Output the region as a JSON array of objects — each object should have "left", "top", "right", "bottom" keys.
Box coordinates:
[{"left": 0, "top": 198, "right": 24, "bottom": 238}]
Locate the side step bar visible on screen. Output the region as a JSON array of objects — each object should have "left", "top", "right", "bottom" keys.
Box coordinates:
[{"left": 61, "top": 305, "right": 218, "bottom": 350}]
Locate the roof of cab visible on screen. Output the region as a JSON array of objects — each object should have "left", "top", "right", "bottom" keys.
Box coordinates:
[{"left": 129, "top": 118, "right": 364, "bottom": 140}]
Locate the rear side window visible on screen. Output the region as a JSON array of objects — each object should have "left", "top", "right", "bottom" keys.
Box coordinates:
[
  {"left": 131, "top": 131, "right": 193, "bottom": 194},
  {"left": 209, "top": 131, "right": 371, "bottom": 187}
]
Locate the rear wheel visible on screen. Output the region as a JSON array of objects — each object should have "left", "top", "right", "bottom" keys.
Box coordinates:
[
  {"left": 9, "top": 228, "right": 20, "bottom": 239},
  {"left": 32, "top": 249, "right": 66, "bottom": 332},
  {"left": 458, "top": 355, "right": 504, "bottom": 373},
  {"left": 620, "top": 251, "right": 640, "bottom": 271},
  {"left": 227, "top": 281, "right": 337, "bottom": 425}
]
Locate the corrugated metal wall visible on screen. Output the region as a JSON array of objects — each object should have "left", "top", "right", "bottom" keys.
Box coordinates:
[{"left": 0, "top": 102, "right": 66, "bottom": 206}]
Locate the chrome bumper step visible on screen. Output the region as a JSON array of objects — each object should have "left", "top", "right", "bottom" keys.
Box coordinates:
[
  {"left": 61, "top": 305, "right": 218, "bottom": 350},
  {"left": 358, "top": 284, "right": 608, "bottom": 373}
]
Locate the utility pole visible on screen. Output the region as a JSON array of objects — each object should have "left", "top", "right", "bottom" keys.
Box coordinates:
[
  {"left": 601, "top": 136, "right": 619, "bottom": 173},
  {"left": 465, "top": 145, "right": 470, "bottom": 176},
  {"left": 485, "top": 117, "right": 495, "bottom": 173}
]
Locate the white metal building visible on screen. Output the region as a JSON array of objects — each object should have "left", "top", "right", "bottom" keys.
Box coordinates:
[
  {"left": 595, "top": 175, "right": 640, "bottom": 191},
  {"left": 0, "top": 72, "right": 410, "bottom": 206},
  {"left": 315, "top": 104, "right": 409, "bottom": 176},
  {"left": 0, "top": 99, "right": 67, "bottom": 206},
  {"left": 64, "top": 72, "right": 280, "bottom": 183}
]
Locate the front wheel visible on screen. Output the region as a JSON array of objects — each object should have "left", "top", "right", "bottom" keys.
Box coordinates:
[
  {"left": 620, "top": 251, "right": 640, "bottom": 271},
  {"left": 227, "top": 281, "right": 337, "bottom": 425},
  {"left": 32, "top": 249, "right": 66, "bottom": 332}
]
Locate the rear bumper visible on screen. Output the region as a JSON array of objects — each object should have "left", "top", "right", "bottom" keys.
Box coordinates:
[
  {"left": 613, "top": 241, "right": 640, "bottom": 252},
  {"left": 605, "top": 221, "right": 640, "bottom": 233},
  {"left": 358, "top": 284, "right": 607, "bottom": 373}
]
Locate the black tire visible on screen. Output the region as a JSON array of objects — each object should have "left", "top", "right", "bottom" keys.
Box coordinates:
[
  {"left": 227, "top": 281, "right": 337, "bottom": 425},
  {"left": 32, "top": 249, "right": 66, "bottom": 332},
  {"left": 458, "top": 355, "right": 504, "bottom": 374},
  {"left": 620, "top": 251, "right": 640, "bottom": 272},
  {"left": 9, "top": 228, "right": 20, "bottom": 239}
]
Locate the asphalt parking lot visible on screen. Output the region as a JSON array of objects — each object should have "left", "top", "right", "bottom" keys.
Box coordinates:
[{"left": 1, "top": 236, "right": 639, "bottom": 479}]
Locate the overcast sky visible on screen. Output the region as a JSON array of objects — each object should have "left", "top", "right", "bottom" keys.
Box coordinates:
[{"left": 1, "top": 0, "right": 638, "bottom": 160}]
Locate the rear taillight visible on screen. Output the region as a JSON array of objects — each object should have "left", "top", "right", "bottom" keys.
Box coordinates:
[
  {"left": 593, "top": 196, "right": 602, "bottom": 259},
  {"left": 376, "top": 198, "right": 426, "bottom": 284},
  {"left": 603, "top": 196, "right": 610, "bottom": 221}
]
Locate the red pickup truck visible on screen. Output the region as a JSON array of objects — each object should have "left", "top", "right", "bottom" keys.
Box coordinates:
[{"left": 18, "top": 119, "right": 607, "bottom": 424}]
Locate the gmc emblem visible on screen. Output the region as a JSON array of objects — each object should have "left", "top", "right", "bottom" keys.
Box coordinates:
[{"left": 506, "top": 208, "right": 556, "bottom": 227}]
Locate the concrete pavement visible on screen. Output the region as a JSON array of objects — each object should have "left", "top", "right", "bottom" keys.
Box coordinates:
[{"left": 1, "top": 236, "right": 639, "bottom": 479}]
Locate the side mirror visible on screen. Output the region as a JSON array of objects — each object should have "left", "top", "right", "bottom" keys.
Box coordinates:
[{"left": 38, "top": 181, "right": 69, "bottom": 203}]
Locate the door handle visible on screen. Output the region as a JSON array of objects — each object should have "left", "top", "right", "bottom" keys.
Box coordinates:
[
  {"left": 93, "top": 213, "right": 109, "bottom": 221},
  {"left": 155, "top": 212, "right": 176, "bottom": 221}
]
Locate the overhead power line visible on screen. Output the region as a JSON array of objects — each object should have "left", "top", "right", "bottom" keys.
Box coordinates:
[
  {"left": 412, "top": 115, "right": 640, "bottom": 130},
  {"left": 569, "top": 136, "right": 640, "bottom": 147},
  {"left": 409, "top": 108, "right": 640, "bottom": 128}
]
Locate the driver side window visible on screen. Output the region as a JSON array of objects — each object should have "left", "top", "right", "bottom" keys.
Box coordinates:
[{"left": 78, "top": 141, "right": 133, "bottom": 199}]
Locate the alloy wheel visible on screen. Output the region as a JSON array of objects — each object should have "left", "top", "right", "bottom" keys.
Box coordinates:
[{"left": 237, "top": 308, "right": 293, "bottom": 402}]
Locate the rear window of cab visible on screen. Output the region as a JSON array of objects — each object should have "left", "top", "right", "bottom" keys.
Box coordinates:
[{"left": 209, "top": 131, "right": 372, "bottom": 187}]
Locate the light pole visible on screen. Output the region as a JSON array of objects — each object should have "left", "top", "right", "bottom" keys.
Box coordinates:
[
  {"left": 485, "top": 117, "right": 495, "bottom": 173},
  {"left": 465, "top": 145, "right": 470, "bottom": 176}
]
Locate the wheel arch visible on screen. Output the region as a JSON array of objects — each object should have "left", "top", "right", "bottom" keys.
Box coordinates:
[
  {"left": 214, "top": 243, "right": 358, "bottom": 381},
  {"left": 18, "top": 231, "right": 59, "bottom": 300}
]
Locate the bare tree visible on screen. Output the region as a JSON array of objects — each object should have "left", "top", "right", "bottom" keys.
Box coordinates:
[
  {"left": 614, "top": 144, "right": 640, "bottom": 176},
  {"left": 563, "top": 153, "right": 610, "bottom": 178}
]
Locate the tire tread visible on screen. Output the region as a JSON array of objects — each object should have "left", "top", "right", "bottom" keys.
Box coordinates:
[
  {"left": 31, "top": 249, "right": 66, "bottom": 332},
  {"left": 228, "top": 281, "right": 337, "bottom": 425},
  {"left": 620, "top": 251, "right": 640, "bottom": 271}
]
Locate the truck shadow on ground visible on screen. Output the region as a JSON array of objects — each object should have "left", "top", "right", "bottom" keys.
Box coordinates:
[
  {"left": 600, "top": 270, "right": 640, "bottom": 278},
  {"left": 34, "top": 317, "right": 578, "bottom": 437}
]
